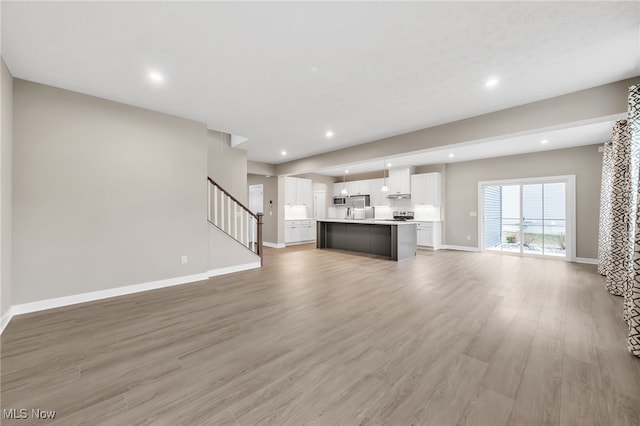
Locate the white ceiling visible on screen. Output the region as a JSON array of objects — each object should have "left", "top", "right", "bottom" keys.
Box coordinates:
[
  {"left": 316, "top": 120, "right": 616, "bottom": 177},
  {"left": 2, "top": 2, "right": 639, "bottom": 165}
]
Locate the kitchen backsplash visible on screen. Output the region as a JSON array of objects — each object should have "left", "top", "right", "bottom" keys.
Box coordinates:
[
  {"left": 388, "top": 198, "right": 412, "bottom": 210},
  {"left": 328, "top": 206, "right": 345, "bottom": 219},
  {"left": 414, "top": 205, "right": 441, "bottom": 221},
  {"left": 285, "top": 205, "right": 308, "bottom": 220},
  {"left": 330, "top": 205, "right": 441, "bottom": 221},
  {"left": 374, "top": 206, "right": 393, "bottom": 219}
]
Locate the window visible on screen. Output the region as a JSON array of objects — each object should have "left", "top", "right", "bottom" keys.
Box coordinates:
[{"left": 479, "top": 176, "right": 575, "bottom": 260}]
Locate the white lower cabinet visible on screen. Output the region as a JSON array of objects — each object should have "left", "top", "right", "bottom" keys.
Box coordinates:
[
  {"left": 285, "top": 220, "right": 316, "bottom": 244},
  {"left": 301, "top": 222, "right": 316, "bottom": 241},
  {"left": 285, "top": 223, "right": 302, "bottom": 243},
  {"left": 416, "top": 221, "right": 441, "bottom": 249}
]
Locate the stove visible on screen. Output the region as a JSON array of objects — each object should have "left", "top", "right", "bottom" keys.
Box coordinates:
[{"left": 392, "top": 211, "right": 414, "bottom": 221}]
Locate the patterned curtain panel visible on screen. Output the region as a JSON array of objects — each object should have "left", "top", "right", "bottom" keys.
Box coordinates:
[
  {"left": 605, "top": 120, "right": 633, "bottom": 297},
  {"left": 629, "top": 84, "right": 640, "bottom": 357},
  {"left": 598, "top": 140, "right": 613, "bottom": 275}
]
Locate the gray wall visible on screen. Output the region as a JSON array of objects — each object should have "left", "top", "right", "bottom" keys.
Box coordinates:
[
  {"left": 208, "top": 130, "right": 248, "bottom": 205},
  {"left": 1, "top": 58, "right": 13, "bottom": 318},
  {"left": 247, "top": 174, "right": 279, "bottom": 244},
  {"left": 444, "top": 144, "right": 603, "bottom": 258},
  {"left": 13, "top": 79, "right": 211, "bottom": 304},
  {"left": 342, "top": 171, "right": 384, "bottom": 182},
  {"left": 208, "top": 224, "right": 259, "bottom": 270},
  {"left": 247, "top": 161, "right": 276, "bottom": 177}
]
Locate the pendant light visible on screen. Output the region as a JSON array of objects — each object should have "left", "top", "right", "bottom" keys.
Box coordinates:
[
  {"left": 381, "top": 160, "right": 389, "bottom": 192},
  {"left": 341, "top": 170, "right": 348, "bottom": 195}
]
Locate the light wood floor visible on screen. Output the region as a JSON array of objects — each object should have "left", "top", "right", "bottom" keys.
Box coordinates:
[{"left": 2, "top": 245, "right": 640, "bottom": 425}]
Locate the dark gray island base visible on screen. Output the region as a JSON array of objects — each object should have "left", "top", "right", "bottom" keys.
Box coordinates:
[{"left": 316, "top": 219, "right": 417, "bottom": 261}]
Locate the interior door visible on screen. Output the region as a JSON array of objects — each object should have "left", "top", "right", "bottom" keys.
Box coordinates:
[
  {"left": 314, "top": 190, "right": 326, "bottom": 219},
  {"left": 249, "top": 184, "right": 263, "bottom": 214}
]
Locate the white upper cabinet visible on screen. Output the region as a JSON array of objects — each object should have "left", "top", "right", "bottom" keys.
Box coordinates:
[
  {"left": 411, "top": 173, "right": 441, "bottom": 206},
  {"left": 411, "top": 174, "right": 426, "bottom": 205},
  {"left": 388, "top": 167, "right": 412, "bottom": 195},
  {"left": 284, "top": 177, "right": 313, "bottom": 207},
  {"left": 345, "top": 180, "right": 369, "bottom": 196},
  {"left": 425, "top": 173, "right": 441, "bottom": 206},
  {"left": 299, "top": 178, "right": 312, "bottom": 207},
  {"left": 345, "top": 181, "right": 359, "bottom": 196},
  {"left": 285, "top": 177, "right": 297, "bottom": 205}
]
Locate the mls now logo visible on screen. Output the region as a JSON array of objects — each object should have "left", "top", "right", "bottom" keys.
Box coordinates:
[
  {"left": 4, "top": 408, "right": 56, "bottom": 420},
  {"left": 3, "top": 409, "right": 28, "bottom": 419}
]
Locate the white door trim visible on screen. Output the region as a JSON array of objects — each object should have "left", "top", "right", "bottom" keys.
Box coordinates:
[{"left": 477, "top": 175, "right": 576, "bottom": 261}]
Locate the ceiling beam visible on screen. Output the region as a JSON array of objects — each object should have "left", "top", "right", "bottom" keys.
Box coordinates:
[
  {"left": 276, "top": 76, "right": 639, "bottom": 176},
  {"left": 247, "top": 161, "right": 276, "bottom": 176}
]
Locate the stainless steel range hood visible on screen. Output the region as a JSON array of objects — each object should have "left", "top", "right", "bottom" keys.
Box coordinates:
[{"left": 386, "top": 193, "right": 411, "bottom": 199}]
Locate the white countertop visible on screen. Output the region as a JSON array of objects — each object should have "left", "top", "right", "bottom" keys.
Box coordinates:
[{"left": 317, "top": 218, "right": 417, "bottom": 226}]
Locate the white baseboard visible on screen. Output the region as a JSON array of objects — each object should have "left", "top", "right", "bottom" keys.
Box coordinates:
[
  {"left": 207, "top": 261, "right": 261, "bottom": 277},
  {"left": 11, "top": 272, "right": 210, "bottom": 317},
  {"left": 5, "top": 262, "right": 263, "bottom": 331},
  {"left": 1, "top": 307, "right": 13, "bottom": 334},
  {"left": 575, "top": 257, "right": 598, "bottom": 265},
  {"left": 285, "top": 240, "right": 316, "bottom": 246},
  {"left": 263, "top": 242, "right": 286, "bottom": 249},
  {"left": 441, "top": 244, "right": 479, "bottom": 252}
]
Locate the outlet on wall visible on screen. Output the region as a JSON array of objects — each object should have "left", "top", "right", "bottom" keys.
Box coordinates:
[
  {"left": 466, "top": 235, "right": 471, "bottom": 241},
  {"left": 181, "top": 255, "right": 188, "bottom": 264}
]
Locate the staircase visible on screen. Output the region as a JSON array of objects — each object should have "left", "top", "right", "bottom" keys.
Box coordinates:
[{"left": 207, "top": 177, "right": 264, "bottom": 265}]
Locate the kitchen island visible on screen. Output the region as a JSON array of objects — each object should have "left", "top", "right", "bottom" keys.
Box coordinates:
[{"left": 316, "top": 219, "right": 417, "bottom": 261}]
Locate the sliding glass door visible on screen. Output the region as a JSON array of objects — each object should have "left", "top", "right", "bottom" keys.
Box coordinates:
[{"left": 480, "top": 176, "right": 574, "bottom": 260}]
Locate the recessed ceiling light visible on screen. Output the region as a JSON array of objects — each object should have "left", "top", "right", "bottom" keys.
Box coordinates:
[
  {"left": 148, "top": 71, "right": 164, "bottom": 83},
  {"left": 281, "top": 150, "right": 287, "bottom": 156},
  {"left": 325, "top": 130, "right": 334, "bottom": 138},
  {"left": 540, "top": 139, "right": 549, "bottom": 144},
  {"left": 484, "top": 78, "right": 499, "bottom": 88},
  {"left": 448, "top": 153, "right": 455, "bottom": 158},
  {"left": 345, "top": 169, "right": 349, "bottom": 174},
  {"left": 387, "top": 163, "right": 392, "bottom": 167}
]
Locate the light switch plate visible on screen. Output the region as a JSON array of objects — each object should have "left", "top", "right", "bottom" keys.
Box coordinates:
[{"left": 469, "top": 211, "right": 477, "bottom": 217}]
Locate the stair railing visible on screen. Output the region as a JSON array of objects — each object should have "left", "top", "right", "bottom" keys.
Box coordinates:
[{"left": 207, "top": 177, "right": 263, "bottom": 265}]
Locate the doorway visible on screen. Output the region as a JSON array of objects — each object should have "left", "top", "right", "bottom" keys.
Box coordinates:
[{"left": 478, "top": 176, "right": 575, "bottom": 260}]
